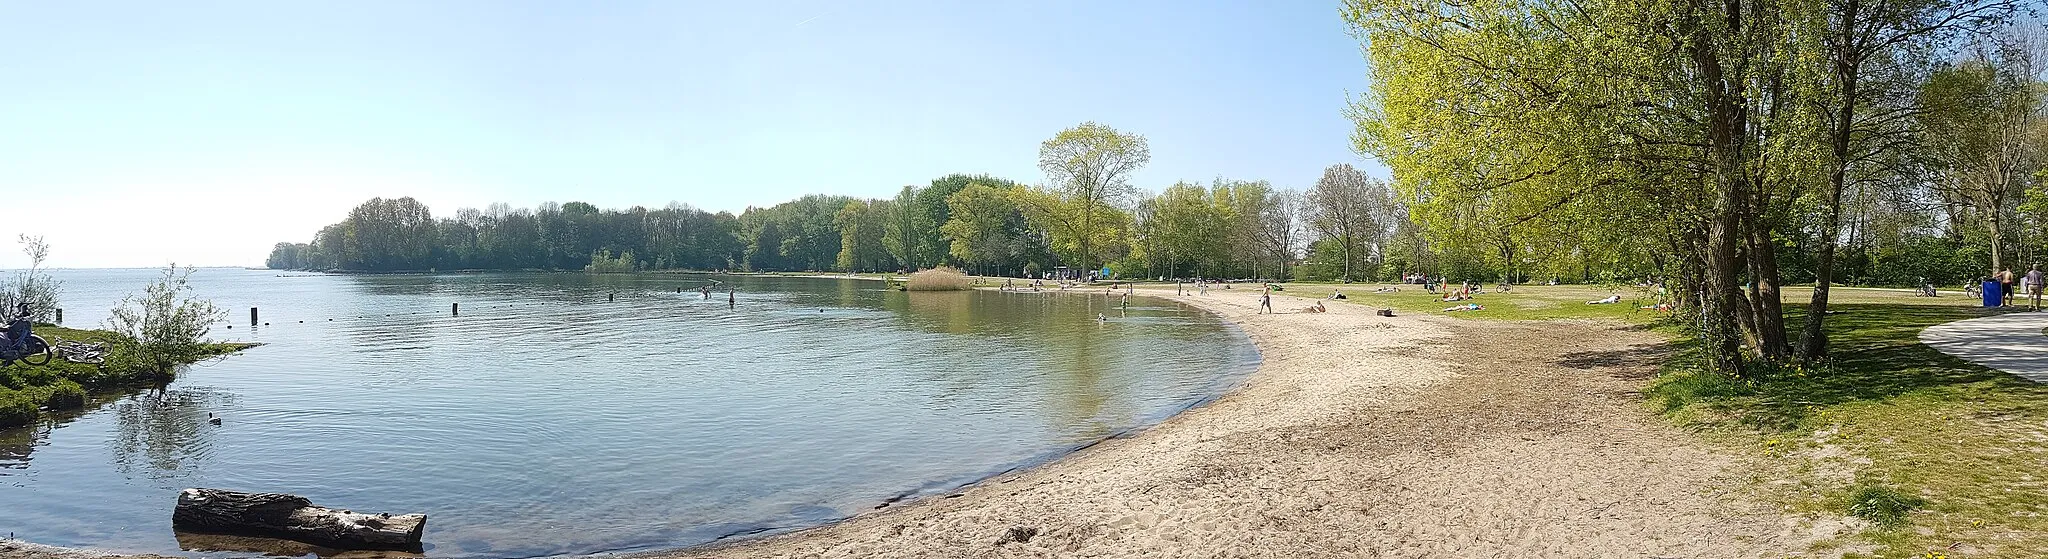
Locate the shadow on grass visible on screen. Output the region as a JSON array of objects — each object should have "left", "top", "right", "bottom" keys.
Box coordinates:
[
  {"left": 1557, "top": 344, "right": 1669, "bottom": 380},
  {"left": 1650, "top": 303, "right": 2048, "bottom": 431}
]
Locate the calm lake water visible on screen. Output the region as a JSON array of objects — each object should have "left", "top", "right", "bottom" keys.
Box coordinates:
[{"left": 0, "top": 269, "right": 1257, "bottom": 557}]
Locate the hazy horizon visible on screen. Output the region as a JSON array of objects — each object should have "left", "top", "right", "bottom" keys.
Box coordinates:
[{"left": 3, "top": 1, "right": 1380, "bottom": 268}]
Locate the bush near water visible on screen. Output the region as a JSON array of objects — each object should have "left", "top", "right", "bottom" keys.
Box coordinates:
[
  {"left": 904, "top": 267, "right": 974, "bottom": 291},
  {"left": 0, "top": 266, "right": 244, "bottom": 429}
]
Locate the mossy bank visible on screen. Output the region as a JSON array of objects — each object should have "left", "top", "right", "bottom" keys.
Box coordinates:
[{"left": 0, "top": 324, "right": 250, "bottom": 429}]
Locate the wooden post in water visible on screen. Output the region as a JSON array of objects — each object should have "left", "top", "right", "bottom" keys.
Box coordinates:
[
  {"left": 451, "top": 302, "right": 459, "bottom": 316},
  {"left": 250, "top": 307, "right": 258, "bottom": 326}
]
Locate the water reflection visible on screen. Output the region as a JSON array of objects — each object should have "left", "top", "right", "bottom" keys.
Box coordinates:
[
  {"left": 110, "top": 387, "right": 232, "bottom": 481},
  {"left": 0, "top": 270, "right": 1257, "bottom": 557},
  {"left": 175, "top": 531, "right": 425, "bottom": 559}
]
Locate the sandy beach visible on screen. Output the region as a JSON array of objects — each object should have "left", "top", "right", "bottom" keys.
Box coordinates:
[
  {"left": 4, "top": 288, "right": 1833, "bottom": 559},
  {"left": 638, "top": 289, "right": 1831, "bottom": 558}
]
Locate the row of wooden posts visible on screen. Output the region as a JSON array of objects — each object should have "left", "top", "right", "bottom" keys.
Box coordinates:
[
  {"left": 240, "top": 292, "right": 626, "bottom": 325},
  {"left": 243, "top": 304, "right": 464, "bottom": 325},
  {"left": 50, "top": 288, "right": 669, "bottom": 329}
]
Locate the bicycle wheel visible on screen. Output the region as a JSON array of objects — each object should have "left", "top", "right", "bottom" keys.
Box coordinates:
[{"left": 22, "top": 336, "right": 51, "bottom": 366}]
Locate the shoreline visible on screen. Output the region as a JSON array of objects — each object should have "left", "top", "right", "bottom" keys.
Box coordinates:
[
  {"left": 635, "top": 288, "right": 1828, "bottom": 557},
  {"left": 3, "top": 287, "right": 1828, "bottom": 559}
]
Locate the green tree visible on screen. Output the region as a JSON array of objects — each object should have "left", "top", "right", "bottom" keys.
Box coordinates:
[
  {"left": 940, "top": 183, "right": 1029, "bottom": 276},
  {"left": 1306, "top": 164, "right": 1389, "bottom": 282},
  {"left": 1038, "top": 122, "right": 1150, "bottom": 275},
  {"left": 835, "top": 199, "right": 893, "bottom": 272},
  {"left": 105, "top": 265, "right": 224, "bottom": 378}
]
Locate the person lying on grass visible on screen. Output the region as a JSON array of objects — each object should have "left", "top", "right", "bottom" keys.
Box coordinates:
[{"left": 1588, "top": 295, "right": 1621, "bottom": 305}]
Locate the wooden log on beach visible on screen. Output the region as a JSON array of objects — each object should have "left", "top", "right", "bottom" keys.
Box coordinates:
[{"left": 172, "top": 488, "right": 426, "bottom": 551}]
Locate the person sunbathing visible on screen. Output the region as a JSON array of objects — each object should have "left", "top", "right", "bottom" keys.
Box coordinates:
[
  {"left": 1588, "top": 295, "right": 1621, "bottom": 305},
  {"left": 1300, "top": 301, "right": 1328, "bottom": 313}
]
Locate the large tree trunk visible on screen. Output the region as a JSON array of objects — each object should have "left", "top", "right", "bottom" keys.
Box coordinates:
[
  {"left": 173, "top": 488, "right": 425, "bottom": 551},
  {"left": 1694, "top": 14, "right": 1751, "bottom": 376},
  {"left": 1748, "top": 222, "right": 1790, "bottom": 359},
  {"left": 1080, "top": 202, "right": 1095, "bottom": 278},
  {"left": 1990, "top": 211, "right": 2004, "bottom": 276},
  {"left": 1801, "top": 15, "right": 1860, "bottom": 361}
]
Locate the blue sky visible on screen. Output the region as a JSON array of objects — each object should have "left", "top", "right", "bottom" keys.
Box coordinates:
[{"left": 1, "top": 1, "right": 1378, "bottom": 267}]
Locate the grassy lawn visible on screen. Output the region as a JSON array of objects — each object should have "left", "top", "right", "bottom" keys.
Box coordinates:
[{"left": 1647, "top": 303, "right": 2048, "bottom": 558}]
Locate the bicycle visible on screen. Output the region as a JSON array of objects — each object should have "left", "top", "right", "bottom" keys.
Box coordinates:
[{"left": 0, "top": 304, "right": 53, "bottom": 366}]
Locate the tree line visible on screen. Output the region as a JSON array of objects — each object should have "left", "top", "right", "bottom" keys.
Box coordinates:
[
  {"left": 270, "top": 122, "right": 1417, "bottom": 282},
  {"left": 1345, "top": 0, "right": 2035, "bottom": 374}
]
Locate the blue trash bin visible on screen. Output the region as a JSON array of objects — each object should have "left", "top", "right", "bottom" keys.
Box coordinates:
[{"left": 1984, "top": 280, "right": 2002, "bottom": 307}]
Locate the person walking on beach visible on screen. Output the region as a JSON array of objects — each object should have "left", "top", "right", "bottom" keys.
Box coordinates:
[
  {"left": 2030, "top": 265, "right": 2043, "bottom": 311},
  {"left": 1259, "top": 284, "right": 1274, "bottom": 314}
]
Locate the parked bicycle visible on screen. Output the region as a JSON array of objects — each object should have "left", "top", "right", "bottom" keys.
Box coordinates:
[{"left": 0, "top": 303, "right": 53, "bottom": 366}]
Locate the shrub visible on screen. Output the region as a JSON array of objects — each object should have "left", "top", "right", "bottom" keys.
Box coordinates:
[
  {"left": 105, "top": 265, "right": 225, "bottom": 376},
  {"left": 1847, "top": 484, "right": 1926, "bottom": 528},
  {"left": 0, "top": 235, "right": 62, "bottom": 324},
  {"left": 0, "top": 388, "right": 36, "bottom": 429},
  {"left": 43, "top": 379, "right": 85, "bottom": 410},
  {"left": 905, "top": 267, "right": 975, "bottom": 291},
  {"left": 585, "top": 249, "right": 637, "bottom": 273}
]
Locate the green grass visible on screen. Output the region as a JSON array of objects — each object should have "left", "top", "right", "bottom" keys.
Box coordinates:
[
  {"left": 1648, "top": 303, "right": 2048, "bottom": 558},
  {"left": 0, "top": 324, "right": 250, "bottom": 429},
  {"left": 1273, "top": 282, "right": 1669, "bottom": 321}
]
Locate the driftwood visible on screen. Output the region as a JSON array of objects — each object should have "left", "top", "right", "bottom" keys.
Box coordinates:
[{"left": 172, "top": 488, "right": 426, "bottom": 551}]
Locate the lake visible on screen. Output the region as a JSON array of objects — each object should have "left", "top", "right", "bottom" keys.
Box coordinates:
[{"left": 0, "top": 269, "right": 1258, "bottom": 557}]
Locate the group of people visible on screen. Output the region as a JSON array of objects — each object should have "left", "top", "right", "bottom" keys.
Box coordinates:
[
  {"left": 997, "top": 278, "right": 1054, "bottom": 292},
  {"left": 1991, "top": 265, "right": 2046, "bottom": 310}
]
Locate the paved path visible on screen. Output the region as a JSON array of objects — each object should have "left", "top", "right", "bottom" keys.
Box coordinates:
[{"left": 1920, "top": 310, "right": 2048, "bottom": 383}]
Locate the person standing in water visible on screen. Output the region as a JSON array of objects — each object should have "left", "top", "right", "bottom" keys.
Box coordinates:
[
  {"left": 728, "top": 287, "right": 736, "bottom": 309},
  {"left": 701, "top": 285, "right": 711, "bottom": 300}
]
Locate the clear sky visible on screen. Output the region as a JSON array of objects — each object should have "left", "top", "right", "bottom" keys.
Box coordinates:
[{"left": 1, "top": 1, "right": 1379, "bottom": 268}]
